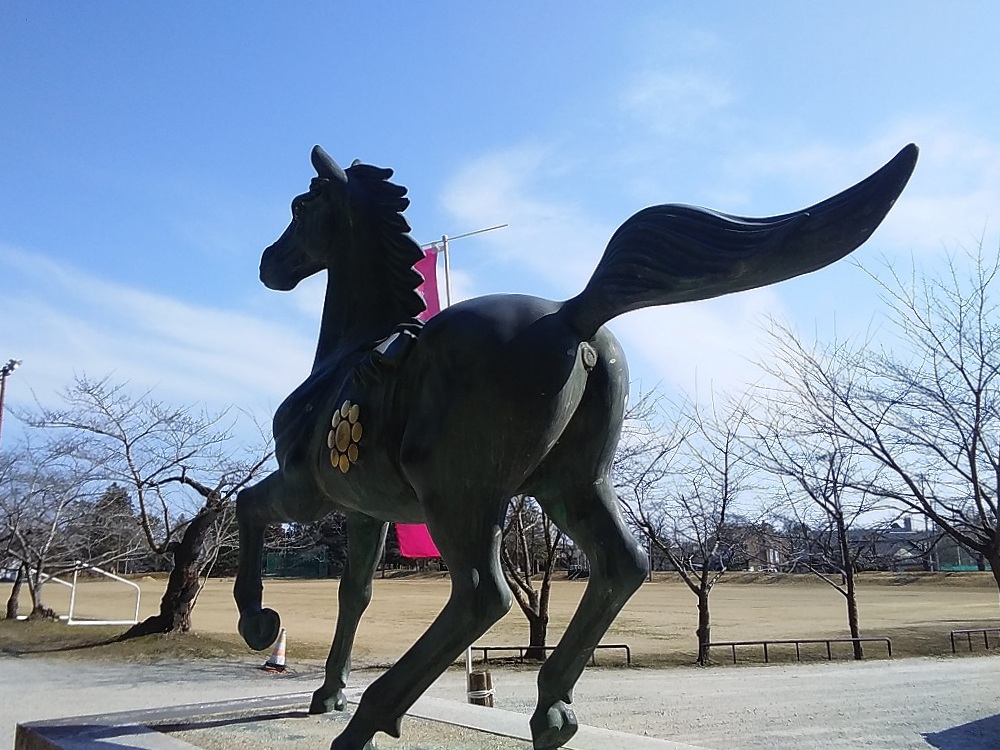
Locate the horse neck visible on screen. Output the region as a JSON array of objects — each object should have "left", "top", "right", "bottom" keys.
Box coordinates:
[{"left": 312, "top": 268, "right": 405, "bottom": 372}]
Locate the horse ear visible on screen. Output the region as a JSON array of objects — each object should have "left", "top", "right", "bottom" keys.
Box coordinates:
[{"left": 311, "top": 146, "right": 348, "bottom": 183}]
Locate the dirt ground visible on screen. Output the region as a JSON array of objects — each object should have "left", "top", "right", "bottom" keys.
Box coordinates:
[
  {"left": 8, "top": 571, "right": 997, "bottom": 665},
  {"left": 4, "top": 573, "right": 1000, "bottom": 749}
]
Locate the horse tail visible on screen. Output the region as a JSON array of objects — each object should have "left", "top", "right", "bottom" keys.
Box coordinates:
[{"left": 561, "top": 143, "right": 918, "bottom": 340}]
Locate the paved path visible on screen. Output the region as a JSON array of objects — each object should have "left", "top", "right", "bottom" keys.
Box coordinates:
[{"left": 3, "top": 653, "right": 999, "bottom": 749}]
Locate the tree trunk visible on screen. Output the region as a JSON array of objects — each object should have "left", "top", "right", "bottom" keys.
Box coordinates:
[
  {"left": 988, "top": 551, "right": 1000, "bottom": 612},
  {"left": 836, "top": 515, "right": 864, "bottom": 660},
  {"left": 25, "top": 571, "right": 58, "bottom": 621},
  {"left": 844, "top": 567, "right": 864, "bottom": 660},
  {"left": 5, "top": 564, "right": 24, "bottom": 620},
  {"left": 696, "top": 590, "right": 711, "bottom": 665},
  {"left": 118, "top": 506, "right": 218, "bottom": 640},
  {"left": 524, "top": 611, "right": 549, "bottom": 661}
]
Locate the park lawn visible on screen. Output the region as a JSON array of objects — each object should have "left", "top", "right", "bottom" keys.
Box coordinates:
[{"left": 2, "top": 572, "right": 997, "bottom": 666}]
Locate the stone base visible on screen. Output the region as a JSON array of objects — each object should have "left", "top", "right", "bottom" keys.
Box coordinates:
[{"left": 16, "top": 690, "right": 705, "bottom": 750}]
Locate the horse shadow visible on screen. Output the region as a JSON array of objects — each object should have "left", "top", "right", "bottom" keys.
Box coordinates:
[{"left": 924, "top": 713, "right": 1000, "bottom": 749}]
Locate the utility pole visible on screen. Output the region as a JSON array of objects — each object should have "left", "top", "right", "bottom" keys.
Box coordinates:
[{"left": 0, "top": 358, "right": 21, "bottom": 450}]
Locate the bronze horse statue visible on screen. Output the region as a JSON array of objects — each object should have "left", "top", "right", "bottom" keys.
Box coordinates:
[{"left": 234, "top": 143, "right": 917, "bottom": 749}]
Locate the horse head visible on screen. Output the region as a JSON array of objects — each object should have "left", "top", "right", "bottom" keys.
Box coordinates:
[
  {"left": 259, "top": 147, "right": 427, "bottom": 345},
  {"left": 259, "top": 146, "right": 350, "bottom": 291}
]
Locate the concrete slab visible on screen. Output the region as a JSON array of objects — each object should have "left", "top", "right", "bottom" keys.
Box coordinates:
[{"left": 16, "top": 691, "right": 708, "bottom": 750}]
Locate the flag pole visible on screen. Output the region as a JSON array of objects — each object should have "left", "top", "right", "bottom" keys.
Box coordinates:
[
  {"left": 441, "top": 234, "right": 452, "bottom": 307},
  {"left": 421, "top": 224, "right": 507, "bottom": 311}
]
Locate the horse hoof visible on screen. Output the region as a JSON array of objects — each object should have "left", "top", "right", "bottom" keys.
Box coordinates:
[
  {"left": 238, "top": 608, "right": 281, "bottom": 651},
  {"left": 330, "top": 741, "right": 377, "bottom": 750},
  {"left": 310, "top": 688, "right": 346, "bottom": 714},
  {"left": 330, "top": 729, "right": 377, "bottom": 750},
  {"left": 530, "top": 700, "right": 578, "bottom": 750}
]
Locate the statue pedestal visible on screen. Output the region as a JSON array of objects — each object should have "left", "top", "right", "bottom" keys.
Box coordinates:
[{"left": 16, "top": 690, "right": 704, "bottom": 750}]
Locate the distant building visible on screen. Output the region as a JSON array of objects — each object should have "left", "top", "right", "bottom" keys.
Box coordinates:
[{"left": 846, "top": 517, "right": 938, "bottom": 571}]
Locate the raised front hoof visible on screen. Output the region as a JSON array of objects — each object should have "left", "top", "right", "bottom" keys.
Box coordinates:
[
  {"left": 530, "top": 700, "right": 578, "bottom": 750},
  {"left": 238, "top": 608, "right": 281, "bottom": 651},
  {"left": 310, "top": 687, "right": 346, "bottom": 715}
]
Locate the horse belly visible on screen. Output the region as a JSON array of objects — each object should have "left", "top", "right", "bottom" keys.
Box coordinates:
[{"left": 319, "top": 448, "right": 425, "bottom": 523}]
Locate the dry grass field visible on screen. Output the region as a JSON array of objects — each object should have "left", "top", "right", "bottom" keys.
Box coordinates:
[{"left": 3, "top": 571, "right": 998, "bottom": 666}]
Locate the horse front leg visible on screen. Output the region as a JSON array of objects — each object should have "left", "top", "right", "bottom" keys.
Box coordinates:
[
  {"left": 310, "top": 513, "right": 388, "bottom": 715},
  {"left": 233, "top": 474, "right": 283, "bottom": 651}
]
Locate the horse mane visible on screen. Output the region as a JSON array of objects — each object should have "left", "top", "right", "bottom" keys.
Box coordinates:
[{"left": 346, "top": 162, "right": 427, "bottom": 325}]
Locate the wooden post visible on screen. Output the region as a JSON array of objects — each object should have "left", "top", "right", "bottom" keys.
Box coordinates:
[{"left": 467, "top": 669, "right": 494, "bottom": 707}]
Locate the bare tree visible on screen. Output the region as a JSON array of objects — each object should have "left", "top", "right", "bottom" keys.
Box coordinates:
[
  {"left": 500, "top": 495, "right": 564, "bottom": 660},
  {"left": 763, "top": 245, "right": 1000, "bottom": 606},
  {"left": 302, "top": 511, "right": 349, "bottom": 576},
  {"left": 616, "top": 393, "right": 756, "bottom": 665},
  {"left": 748, "top": 412, "right": 885, "bottom": 659},
  {"left": 23, "top": 376, "right": 272, "bottom": 637},
  {"left": 71, "top": 483, "right": 146, "bottom": 575},
  {"left": 0, "top": 450, "right": 23, "bottom": 618},
  {"left": 253, "top": 513, "right": 347, "bottom": 579},
  {"left": 0, "top": 436, "right": 107, "bottom": 619}
]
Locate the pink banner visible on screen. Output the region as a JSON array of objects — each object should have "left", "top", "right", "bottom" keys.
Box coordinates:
[
  {"left": 415, "top": 248, "right": 442, "bottom": 321},
  {"left": 397, "top": 248, "right": 443, "bottom": 558},
  {"left": 396, "top": 523, "right": 441, "bottom": 559}
]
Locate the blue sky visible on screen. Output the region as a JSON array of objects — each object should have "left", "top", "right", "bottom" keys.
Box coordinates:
[{"left": 2, "top": 2, "right": 999, "bottom": 445}]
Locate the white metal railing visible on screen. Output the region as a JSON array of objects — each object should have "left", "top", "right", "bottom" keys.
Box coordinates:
[
  {"left": 66, "top": 562, "right": 141, "bottom": 625},
  {"left": 23, "top": 564, "right": 142, "bottom": 625}
]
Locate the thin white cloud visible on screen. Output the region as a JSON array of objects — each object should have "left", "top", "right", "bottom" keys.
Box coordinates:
[
  {"left": 0, "top": 244, "right": 314, "bottom": 422},
  {"left": 620, "top": 70, "right": 734, "bottom": 137},
  {"left": 869, "top": 122, "right": 1000, "bottom": 253},
  {"left": 612, "top": 286, "right": 785, "bottom": 401},
  {"left": 440, "top": 145, "right": 613, "bottom": 296}
]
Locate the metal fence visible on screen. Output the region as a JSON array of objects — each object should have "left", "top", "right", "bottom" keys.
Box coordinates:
[
  {"left": 709, "top": 637, "right": 893, "bottom": 664},
  {"left": 950, "top": 628, "right": 1000, "bottom": 653}
]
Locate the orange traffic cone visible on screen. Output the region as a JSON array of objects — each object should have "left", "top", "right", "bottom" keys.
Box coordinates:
[{"left": 262, "top": 628, "right": 287, "bottom": 673}]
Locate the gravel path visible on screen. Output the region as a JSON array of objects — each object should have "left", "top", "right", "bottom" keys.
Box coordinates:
[
  {"left": 3, "top": 652, "right": 999, "bottom": 749},
  {"left": 425, "top": 656, "right": 1000, "bottom": 749}
]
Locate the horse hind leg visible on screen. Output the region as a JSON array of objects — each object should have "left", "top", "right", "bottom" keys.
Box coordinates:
[
  {"left": 310, "top": 513, "right": 388, "bottom": 715},
  {"left": 531, "top": 478, "right": 648, "bottom": 750},
  {"left": 233, "top": 473, "right": 286, "bottom": 651}
]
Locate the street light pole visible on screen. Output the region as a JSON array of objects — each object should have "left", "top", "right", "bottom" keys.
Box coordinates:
[{"left": 0, "top": 358, "right": 22, "bottom": 450}]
